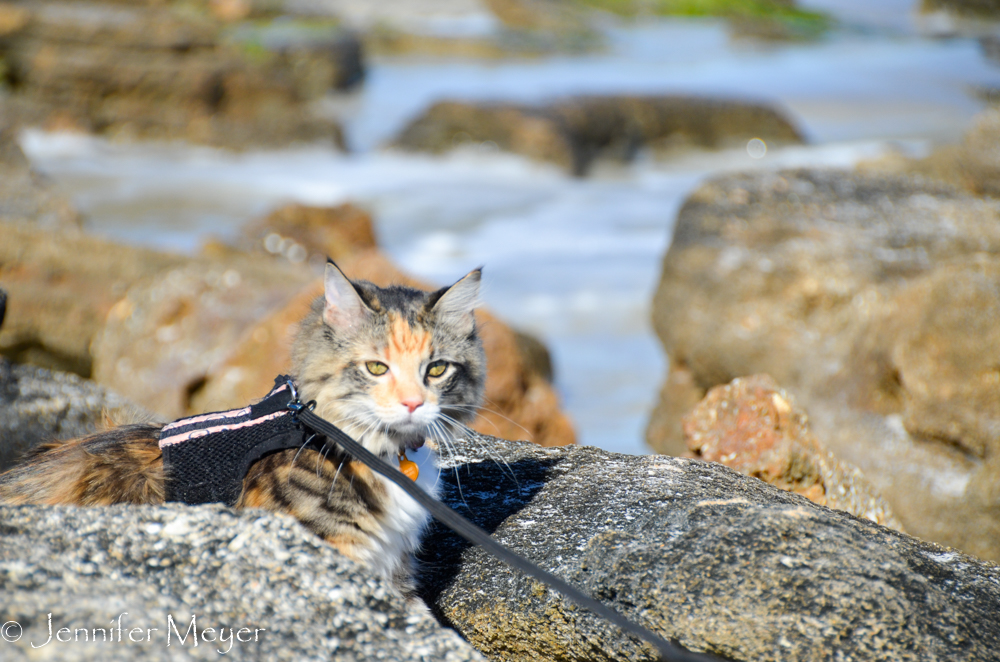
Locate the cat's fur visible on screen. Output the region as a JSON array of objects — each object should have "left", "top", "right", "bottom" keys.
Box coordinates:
[{"left": 0, "top": 261, "right": 486, "bottom": 593}]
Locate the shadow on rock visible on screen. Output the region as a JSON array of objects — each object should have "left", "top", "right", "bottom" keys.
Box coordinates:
[{"left": 418, "top": 454, "right": 561, "bottom": 617}]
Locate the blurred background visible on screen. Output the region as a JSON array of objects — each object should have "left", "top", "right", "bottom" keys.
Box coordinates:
[{"left": 5, "top": 0, "right": 1000, "bottom": 557}]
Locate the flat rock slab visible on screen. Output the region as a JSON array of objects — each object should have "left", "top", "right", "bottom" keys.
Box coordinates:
[
  {"left": 0, "top": 503, "right": 484, "bottom": 661},
  {"left": 419, "top": 435, "right": 1000, "bottom": 661}
]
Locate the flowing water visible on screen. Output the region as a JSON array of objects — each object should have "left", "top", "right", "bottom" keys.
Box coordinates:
[{"left": 20, "top": 3, "right": 1000, "bottom": 455}]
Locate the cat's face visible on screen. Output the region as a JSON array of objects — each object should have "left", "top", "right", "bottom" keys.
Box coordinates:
[{"left": 293, "top": 262, "right": 486, "bottom": 457}]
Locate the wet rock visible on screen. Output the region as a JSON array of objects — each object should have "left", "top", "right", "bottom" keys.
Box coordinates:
[
  {"left": 0, "top": 503, "right": 484, "bottom": 661},
  {"left": 420, "top": 433, "right": 1000, "bottom": 661},
  {"left": 193, "top": 250, "right": 577, "bottom": 447},
  {"left": 646, "top": 168, "right": 1000, "bottom": 561},
  {"left": 0, "top": 1, "right": 361, "bottom": 147},
  {"left": 0, "top": 358, "right": 147, "bottom": 473},
  {"left": 0, "top": 221, "right": 184, "bottom": 376},
  {"left": 91, "top": 256, "right": 312, "bottom": 420},
  {"left": 394, "top": 96, "right": 803, "bottom": 175},
  {"left": 683, "top": 374, "right": 903, "bottom": 530},
  {"left": 241, "top": 202, "right": 378, "bottom": 265}
]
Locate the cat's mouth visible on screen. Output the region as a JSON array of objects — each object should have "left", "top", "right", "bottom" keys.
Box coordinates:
[{"left": 403, "top": 437, "right": 425, "bottom": 451}]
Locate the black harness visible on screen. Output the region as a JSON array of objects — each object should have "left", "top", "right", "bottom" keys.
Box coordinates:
[
  {"left": 159, "top": 377, "right": 310, "bottom": 506},
  {"left": 158, "top": 375, "right": 717, "bottom": 662}
]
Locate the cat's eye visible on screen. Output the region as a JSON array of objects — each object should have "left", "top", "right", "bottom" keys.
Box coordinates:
[
  {"left": 427, "top": 360, "right": 448, "bottom": 378},
  {"left": 365, "top": 361, "right": 388, "bottom": 376}
]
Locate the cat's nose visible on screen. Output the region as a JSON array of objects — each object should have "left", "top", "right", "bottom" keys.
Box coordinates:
[{"left": 401, "top": 398, "right": 423, "bottom": 414}]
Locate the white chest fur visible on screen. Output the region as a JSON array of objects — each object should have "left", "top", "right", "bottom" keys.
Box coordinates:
[{"left": 357, "top": 447, "right": 439, "bottom": 581}]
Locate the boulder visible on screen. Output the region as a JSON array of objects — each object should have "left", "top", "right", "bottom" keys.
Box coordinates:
[
  {"left": 193, "top": 249, "right": 577, "bottom": 447},
  {"left": 91, "top": 256, "right": 313, "bottom": 420},
  {"left": 682, "top": 374, "right": 903, "bottom": 530},
  {"left": 0, "top": 358, "right": 147, "bottom": 473},
  {"left": 240, "top": 202, "right": 379, "bottom": 265},
  {"left": 394, "top": 96, "right": 803, "bottom": 175},
  {"left": 0, "top": 503, "right": 484, "bottom": 661},
  {"left": 0, "top": 1, "right": 360, "bottom": 147},
  {"left": 646, "top": 167, "right": 1000, "bottom": 561},
  {"left": 419, "top": 433, "right": 1000, "bottom": 661},
  {"left": 0, "top": 221, "right": 184, "bottom": 377}
]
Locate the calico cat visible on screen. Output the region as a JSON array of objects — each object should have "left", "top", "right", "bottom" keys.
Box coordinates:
[{"left": 0, "top": 261, "right": 486, "bottom": 594}]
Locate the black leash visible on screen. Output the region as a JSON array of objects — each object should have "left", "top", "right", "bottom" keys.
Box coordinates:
[{"left": 287, "top": 392, "right": 718, "bottom": 662}]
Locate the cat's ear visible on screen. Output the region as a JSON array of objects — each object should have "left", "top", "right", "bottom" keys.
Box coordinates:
[
  {"left": 323, "top": 260, "right": 370, "bottom": 330},
  {"left": 431, "top": 268, "right": 482, "bottom": 335}
]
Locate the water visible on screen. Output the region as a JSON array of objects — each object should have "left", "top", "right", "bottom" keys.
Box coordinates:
[{"left": 19, "top": 7, "right": 1000, "bottom": 455}]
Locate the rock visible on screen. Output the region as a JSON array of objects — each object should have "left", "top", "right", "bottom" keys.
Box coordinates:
[
  {"left": 91, "top": 256, "right": 312, "bottom": 420},
  {"left": 0, "top": 221, "right": 184, "bottom": 377},
  {"left": 646, "top": 168, "right": 1000, "bottom": 561},
  {"left": 241, "top": 202, "right": 379, "bottom": 266},
  {"left": 863, "top": 106, "right": 1000, "bottom": 196},
  {"left": 682, "top": 374, "right": 903, "bottom": 530},
  {"left": 193, "top": 249, "right": 577, "bottom": 447},
  {"left": 921, "top": 0, "right": 1000, "bottom": 18},
  {"left": 956, "top": 107, "right": 1000, "bottom": 196},
  {"left": 0, "top": 358, "right": 147, "bottom": 473},
  {"left": 0, "top": 1, "right": 360, "bottom": 147},
  {"left": 0, "top": 503, "right": 484, "bottom": 661},
  {"left": 419, "top": 433, "right": 1000, "bottom": 661},
  {"left": 394, "top": 96, "right": 803, "bottom": 175},
  {"left": 0, "top": 116, "right": 80, "bottom": 229}
]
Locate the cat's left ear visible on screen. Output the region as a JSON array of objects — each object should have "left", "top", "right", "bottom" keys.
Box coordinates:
[{"left": 431, "top": 268, "right": 482, "bottom": 335}]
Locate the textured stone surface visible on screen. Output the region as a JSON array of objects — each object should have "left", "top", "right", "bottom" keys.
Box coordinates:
[
  {"left": 419, "top": 434, "right": 1000, "bottom": 662},
  {"left": 683, "top": 374, "right": 903, "bottom": 530},
  {"left": 193, "top": 250, "right": 577, "bottom": 447},
  {"left": 0, "top": 1, "right": 360, "bottom": 147},
  {"left": 0, "top": 358, "right": 146, "bottom": 473},
  {"left": 646, "top": 167, "right": 1000, "bottom": 561},
  {"left": 395, "top": 96, "right": 803, "bottom": 175},
  {"left": 0, "top": 503, "right": 484, "bottom": 661}
]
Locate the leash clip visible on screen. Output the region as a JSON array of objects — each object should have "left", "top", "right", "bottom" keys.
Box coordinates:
[{"left": 284, "top": 379, "right": 316, "bottom": 416}]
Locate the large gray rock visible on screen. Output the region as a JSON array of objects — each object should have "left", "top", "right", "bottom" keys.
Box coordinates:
[
  {"left": 419, "top": 434, "right": 1000, "bottom": 661},
  {"left": 646, "top": 168, "right": 1000, "bottom": 562},
  {"left": 0, "top": 358, "right": 143, "bottom": 472},
  {"left": 0, "top": 503, "right": 484, "bottom": 661}
]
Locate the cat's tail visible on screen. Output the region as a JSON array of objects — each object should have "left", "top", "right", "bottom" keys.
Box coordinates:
[{"left": 0, "top": 424, "right": 166, "bottom": 506}]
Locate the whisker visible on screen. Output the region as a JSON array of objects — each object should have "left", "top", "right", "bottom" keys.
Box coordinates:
[
  {"left": 429, "top": 419, "right": 470, "bottom": 510},
  {"left": 438, "top": 413, "right": 520, "bottom": 490}
]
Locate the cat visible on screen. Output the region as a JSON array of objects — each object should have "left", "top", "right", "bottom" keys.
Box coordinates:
[{"left": 0, "top": 260, "right": 486, "bottom": 595}]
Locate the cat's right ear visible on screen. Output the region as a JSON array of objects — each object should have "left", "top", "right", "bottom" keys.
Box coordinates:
[{"left": 323, "top": 260, "right": 369, "bottom": 331}]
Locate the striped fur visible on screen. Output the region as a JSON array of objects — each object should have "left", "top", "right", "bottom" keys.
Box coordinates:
[{"left": 0, "top": 262, "right": 486, "bottom": 594}]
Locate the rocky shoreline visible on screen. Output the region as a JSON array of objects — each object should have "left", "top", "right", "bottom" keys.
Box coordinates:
[
  {"left": 3, "top": 3, "right": 1000, "bottom": 659},
  {"left": 3, "top": 433, "right": 999, "bottom": 661}
]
